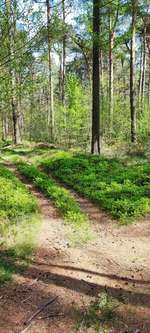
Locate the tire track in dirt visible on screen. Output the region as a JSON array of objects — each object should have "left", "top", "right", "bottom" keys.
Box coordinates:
[{"left": 0, "top": 161, "right": 149, "bottom": 333}]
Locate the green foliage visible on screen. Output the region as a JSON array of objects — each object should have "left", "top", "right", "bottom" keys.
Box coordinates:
[
  {"left": 76, "top": 293, "right": 118, "bottom": 333},
  {"left": 138, "top": 103, "right": 150, "bottom": 142},
  {"left": 42, "top": 151, "right": 150, "bottom": 223},
  {"left": 17, "top": 162, "right": 93, "bottom": 243},
  {"left": 0, "top": 164, "right": 39, "bottom": 283},
  {"left": 0, "top": 258, "right": 14, "bottom": 284},
  {"left": 0, "top": 0, "right": 149, "bottom": 148},
  {"left": 55, "top": 74, "right": 90, "bottom": 149},
  {"left": 0, "top": 165, "right": 37, "bottom": 222}
]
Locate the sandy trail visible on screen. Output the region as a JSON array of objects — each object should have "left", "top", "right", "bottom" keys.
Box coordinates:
[{"left": 0, "top": 163, "right": 150, "bottom": 333}]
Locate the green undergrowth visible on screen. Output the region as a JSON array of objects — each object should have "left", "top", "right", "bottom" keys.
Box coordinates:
[
  {"left": 0, "top": 164, "right": 39, "bottom": 283},
  {"left": 16, "top": 162, "right": 93, "bottom": 244},
  {"left": 0, "top": 144, "right": 56, "bottom": 164},
  {"left": 2, "top": 145, "right": 150, "bottom": 223},
  {"left": 75, "top": 292, "right": 119, "bottom": 333},
  {"left": 41, "top": 151, "right": 150, "bottom": 223}
]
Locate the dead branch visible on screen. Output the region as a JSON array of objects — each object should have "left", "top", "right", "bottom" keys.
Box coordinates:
[
  {"left": 21, "top": 296, "right": 32, "bottom": 303},
  {"left": 24, "top": 296, "right": 58, "bottom": 326},
  {"left": 39, "top": 312, "right": 64, "bottom": 319}
]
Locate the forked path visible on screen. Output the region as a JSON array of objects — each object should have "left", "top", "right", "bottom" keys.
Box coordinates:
[{"left": 0, "top": 163, "right": 150, "bottom": 333}]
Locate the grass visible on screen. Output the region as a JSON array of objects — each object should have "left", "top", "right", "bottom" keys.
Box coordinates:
[
  {"left": 0, "top": 144, "right": 54, "bottom": 162},
  {"left": 41, "top": 151, "right": 150, "bottom": 223},
  {"left": 16, "top": 162, "right": 93, "bottom": 244},
  {"left": 0, "top": 253, "right": 26, "bottom": 284},
  {"left": 0, "top": 257, "right": 15, "bottom": 284},
  {"left": 0, "top": 164, "right": 39, "bottom": 283},
  {"left": 75, "top": 292, "right": 119, "bottom": 333}
]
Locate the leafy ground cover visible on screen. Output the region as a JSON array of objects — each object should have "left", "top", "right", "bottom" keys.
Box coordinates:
[
  {"left": 0, "top": 147, "right": 150, "bottom": 332},
  {"left": 0, "top": 164, "right": 39, "bottom": 283},
  {"left": 17, "top": 162, "right": 93, "bottom": 243},
  {"left": 76, "top": 292, "right": 119, "bottom": 333},
  {"left": 41, "top": 152, "right": 150, "bottom": 223},
  {"left": 1, "top": 145, "right": 150, "bottom": 223}
]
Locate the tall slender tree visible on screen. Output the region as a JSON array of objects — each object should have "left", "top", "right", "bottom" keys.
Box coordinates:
[
  {"left": 62, "top": 0, "right": 66, "bottom": 104},
  {"left": 141, "top": 23, "right": 147, "bottom": 110},
  {"left": 91, "top": 0, "right": 100, "bottom": 154},
  {"left": 130, "top": 0, "right": 137, "bottom": 143},
  {"left": 108, "top": 13, "right": 114, "bottom": 137},
  {"left": 7, "top": 0, "right": 19, "bottom": 144},
  {"left": 46, "top": 0, "right": 54, "bottom": 141}
]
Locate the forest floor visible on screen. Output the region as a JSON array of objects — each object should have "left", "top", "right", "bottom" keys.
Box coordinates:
[{"left": 0, "top": 153, "right": 150, "bottom": 333}]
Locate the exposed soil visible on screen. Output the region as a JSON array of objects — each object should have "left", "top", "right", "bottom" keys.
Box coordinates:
[{"left": 0, "top": 162, "right": 150, "bottom": 333}]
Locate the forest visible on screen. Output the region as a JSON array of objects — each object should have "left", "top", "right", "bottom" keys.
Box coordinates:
[{"left": 0, "top": 0, "right": 150, "bottom": 332}]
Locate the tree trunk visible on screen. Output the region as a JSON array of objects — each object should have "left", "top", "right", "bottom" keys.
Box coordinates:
[
  {"left": 100, "top": 48, "right": 103, "bottom": 103},
  {"left": 46, "top": 0, "right": 54, "bottom": 142},
  {"left": 141, "top": 25, "right": 146, "bottom": 111},
  {"left": 149, "top": 49, "right": 150, "bottom": 106},
  {"left": 29, "top": 67, "right": 34, "bottom": 141},
  {"left": 139, "top": 38, "right": 143, "bottom": 101},
  {"left": 109, "top": 16, "right": 114, "bottom": 138},
  {"left": 1, "top": 112, "right": 7, "bottom": 141},
  {"left": 17, "top": 73, "right": 23, "bottom": 141},
  {"left": 91, "top": 0, "right": 100, "bottom": 154},
  {"left": 7, "top": 0, "right": 19, "bottom": 144},
  {"left": 130, "top": 0, "right": 137, "bottom": 143},
  {"left": 100, "top": 49, "right": 103, "bottom": 84},
  {"left": 62, "top": 0, "right": 66, "bottom": 105},
  {"left": 58, "top": 52, "right": 62, "bottom": 99}
]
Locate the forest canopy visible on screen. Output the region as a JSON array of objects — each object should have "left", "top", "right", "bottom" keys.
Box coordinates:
[{"left": 0, "top": 0, "right": 149, "bottom": 152}]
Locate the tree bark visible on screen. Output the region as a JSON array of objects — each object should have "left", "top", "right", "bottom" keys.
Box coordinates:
[
  {"left": 62, "top": 0, "right": 66, "bottom": 105},
  {"left": 141, "top": 25, "right": 146, "bottom": 111},
  {"left": 7, "top": 0, "right": 19, "bottom": 144},
  {"left": 99, "top": 48, "right": 104, "bottom": 112},
  {"left": 139, "top": 37, "right": 143, "bottom": 101},
  {"left": 100, "top": 49, "right": 103, "bottom": 84},
  {"left": 91, "top": 0, "right": 100, "bottom": 154},
  {"left": 109, "top": 16, "right": 114, "bottom": 138},
  {"left": 58, "top": 51, "right": 62, "bottom": 99},
  {"left": 1, "top": 112, "right": 8, "bottom": 141},
  {"left": 130, "top": 0, "right": 137, "bottom": 143},
  {"left": 46, "top": 0, "right": 54, "bottom": 142},
  {"left": 149, "top": 49, "right": 150, "bottom": 106},
  {"left": 17, "top": 73, "right": 23, "bottom": 141},
  {"left": 29, "top": 66, "right": 34, "bottom": 141}
]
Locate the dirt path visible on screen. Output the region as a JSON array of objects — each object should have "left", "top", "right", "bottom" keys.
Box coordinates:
[{"left": 0, "top": 163, "right": 150, "bottom": 333}]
